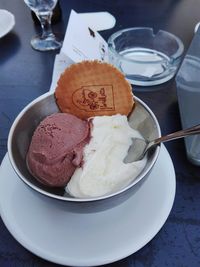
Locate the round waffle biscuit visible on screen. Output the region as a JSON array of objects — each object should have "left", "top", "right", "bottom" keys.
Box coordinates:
[{"left": 55, "top": 61, "right": 134, "bottom": 119}]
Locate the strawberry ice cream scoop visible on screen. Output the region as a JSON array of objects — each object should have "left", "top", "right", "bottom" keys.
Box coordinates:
[{"left": 26, "top": 113, "right": 90, "bottom": 187}]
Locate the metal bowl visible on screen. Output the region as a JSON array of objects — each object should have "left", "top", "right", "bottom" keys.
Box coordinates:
[{"left": 7, "top": 92, "right": 161, "bottom": 212}]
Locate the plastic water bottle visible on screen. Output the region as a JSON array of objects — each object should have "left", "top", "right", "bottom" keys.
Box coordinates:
[{"left": 176, "top": 26, "right": 200, "bottom": 165}]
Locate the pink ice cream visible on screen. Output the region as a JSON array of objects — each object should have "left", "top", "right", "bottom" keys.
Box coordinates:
[{"left": 26, "top": 113, "right": 90, "bottom": 187}]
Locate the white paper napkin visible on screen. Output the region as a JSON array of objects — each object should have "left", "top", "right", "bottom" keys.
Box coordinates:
[{"left": 49, "top": 10, "right": 116, "bottom": 92}]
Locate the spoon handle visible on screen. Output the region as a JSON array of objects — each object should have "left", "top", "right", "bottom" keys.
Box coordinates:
[{"left": 154, "top": 123, "right": 200, "bottom": 146}]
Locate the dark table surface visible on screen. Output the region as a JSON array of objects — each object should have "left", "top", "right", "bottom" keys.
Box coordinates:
[{"left": 1, "top": 0, "right": 200, "bottom": 266}]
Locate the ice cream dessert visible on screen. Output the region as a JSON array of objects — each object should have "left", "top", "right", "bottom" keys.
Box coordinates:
[
  {"left": 26, "top": 60, "right": 147, "bottom": 197},
  {"left": 67, "top": 114, "right": 147, "bottom": 198},
  {"left": 26, "top": 113, "right": 90, "bottom": 187}
]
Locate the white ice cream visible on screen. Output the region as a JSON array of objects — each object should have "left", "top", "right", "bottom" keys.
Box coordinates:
[{"left": 66, "top": 114, "right": 147, "bottom": 198}]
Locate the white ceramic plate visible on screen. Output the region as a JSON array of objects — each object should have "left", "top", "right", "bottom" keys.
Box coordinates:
[
  {"left": 0, "top": 9, "right": 15, "bottom": 38},
  {"left": 0, "top": 145, "right": 175, "bottom": 266}
]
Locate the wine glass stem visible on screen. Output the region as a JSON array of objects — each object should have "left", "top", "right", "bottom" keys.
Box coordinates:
[{"left": 36, "top": 12, "right": 54, "bottom": 39}]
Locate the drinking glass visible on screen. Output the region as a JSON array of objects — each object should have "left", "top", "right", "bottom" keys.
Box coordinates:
[{"left": 24, "top": 0, "right": 62, "bottom": 51}]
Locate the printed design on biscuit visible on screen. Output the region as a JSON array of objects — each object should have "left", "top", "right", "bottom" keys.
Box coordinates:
[{"left": 72, "top": 84, "right": 115, "bottom": 112}]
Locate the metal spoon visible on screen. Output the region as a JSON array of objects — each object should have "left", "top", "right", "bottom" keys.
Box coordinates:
[{"left": 124, "top": 123, "right": 200, "bottom": 163}]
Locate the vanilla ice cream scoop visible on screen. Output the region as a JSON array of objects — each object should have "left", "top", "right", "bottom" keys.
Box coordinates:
[{"left": 66, "top": 114, "right": 147, "bottom": 198}]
